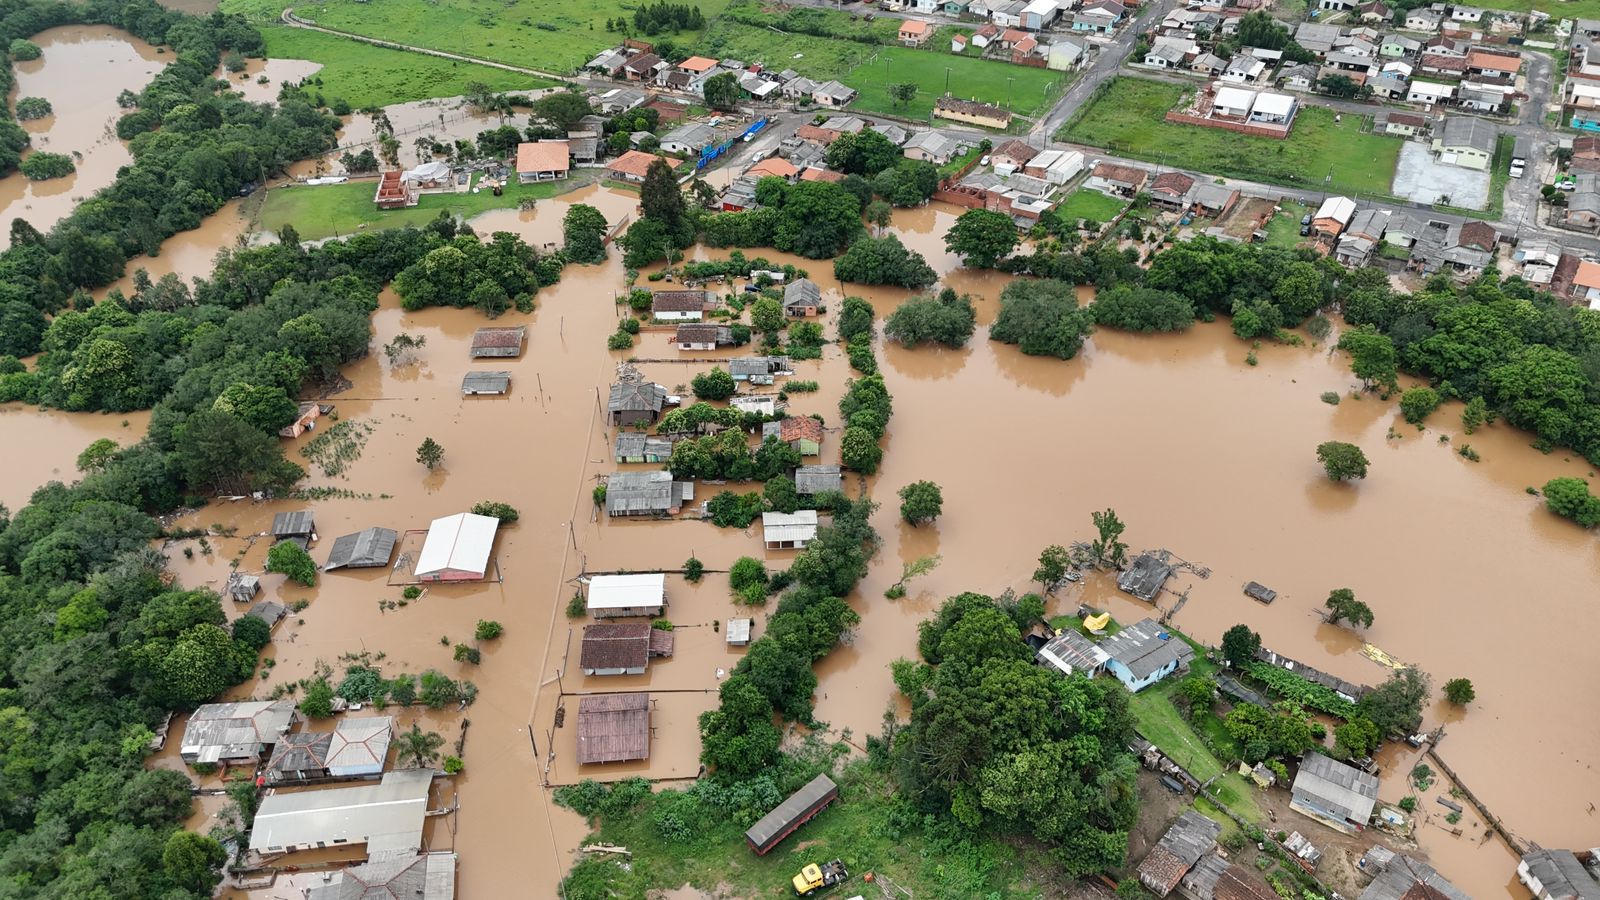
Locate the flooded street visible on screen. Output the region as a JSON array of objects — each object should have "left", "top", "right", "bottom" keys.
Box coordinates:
[
  {"left": 4, "top": 190, "right": 1596, "bottom": 896},
  {"left": 0, "top": 26, "right": 165, "bottom": 247}
]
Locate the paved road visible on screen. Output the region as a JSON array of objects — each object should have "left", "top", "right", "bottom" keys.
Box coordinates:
[{"left": 1035, "top": 0, "right": 1180, "bottom": 138}]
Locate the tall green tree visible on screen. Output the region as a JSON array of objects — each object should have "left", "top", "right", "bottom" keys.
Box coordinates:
[
  {"left": 562, "top": 203, "right": 609, "bottom": 264},
  {"left": 899, "top": 480, "right": 944, "bottom": 525},
  {"left": 1316, "top": 441, "right": 1369, "bottom": 481},
  {"left": 641, "top": 159, "right": 688, "bottom": 238},
  {"left": 702, "top": 72, "right": 741, "bottom": 109},
  {"left": 1090, "top": 508, "right": 1128, "bottom": 569},
  {"left": 1220, "top": 624, "right": 1260, "bottom": 669},
  {"left": 1324, "top": 587, "right": 1374, "bottom": 628},
  {"left": 945, "top": 209, "right": 1020, "bottom": 269},
  {"left": 989, "top": 279, "right": 1093, "bottom": 360}
]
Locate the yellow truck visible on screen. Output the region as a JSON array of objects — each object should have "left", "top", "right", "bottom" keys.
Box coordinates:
[{"left": 792, "top": 860, "right": 847, "bottom": 896}]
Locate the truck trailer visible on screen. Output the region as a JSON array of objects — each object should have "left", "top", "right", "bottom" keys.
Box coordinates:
[{"left": 744, "top": 774, "right": 839, "bottom": 855}]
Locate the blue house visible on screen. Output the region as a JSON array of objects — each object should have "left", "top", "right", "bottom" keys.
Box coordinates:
[
  {"left": 1100, "top": 618, "right": 1194, "bottom": 692},
  {"left": 1071, "top": 0, "right": 1124, "bottom": 32},
  {"left": 943, "top": 0, "right": 969, "bottom": 13}
]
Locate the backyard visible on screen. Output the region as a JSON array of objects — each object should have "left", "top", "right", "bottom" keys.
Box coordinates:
[
  {"left": 256, "top": 175, "right": 586, "bottom": 241},
  {"left": 1059, "top": 78, "right": 1402, "bottom": 198},
  {"left": 842, "top": 46, "right": 1067, "bottom": 121},
  {"left": 1262, "top": 200, "right": 1310, "bottom": 248},
  {"left": 222, "top": 0, "right": 733, "bottom": 73},
  {"left": 254, "top": 26, "right": 548, "bottom": 108},
  {"left": 1055, "top": 188, "right": 1128, "bottom": 226}
]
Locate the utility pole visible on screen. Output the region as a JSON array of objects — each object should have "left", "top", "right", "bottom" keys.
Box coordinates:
[
  {"left": 1007, "top": 76, "right": 1015, "bottom": 108},
  {"left": 945, "top": 66, "right": 951, "bottom": 94}
]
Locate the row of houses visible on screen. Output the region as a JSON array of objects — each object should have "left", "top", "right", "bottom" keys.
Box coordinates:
[
  {"left": 586, "top": 42, "right": 858, "bottom": 109},
  {"left": 1305, "top": 192, "right": 1499, "bottom": 275},
  {"left": 956, "top": 22, "right": 1092, "bottom": 71},
  {"left": 909, "top": 0, "right": 1129, "bottom": 35}
]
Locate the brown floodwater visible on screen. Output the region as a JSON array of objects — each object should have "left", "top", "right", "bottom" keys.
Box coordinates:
[
  {"left": 219, "top": 57, "right": 324, "bottom": 106},
  {"left": 0, "top": 405, "right": 150, "bottom": 509},
  {"left": 5, "top": 192, "right": 1594, "bottom": 897},
  {"left": 0, "top": 26, "right": 166, "bottom": 247}
]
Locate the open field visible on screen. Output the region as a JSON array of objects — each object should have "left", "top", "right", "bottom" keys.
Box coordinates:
[
  {"left": 257, "top": 175, "right": 583, "bottom": 240},
  {"left": 256, "top": 25, "right": 548, "bottom": 107},
  {"left": 1471, "top": 0, "right": 1600, "bottom": 19},
  {"left": 697, "top": 19, "right": 876, "bottom": 77},
  {"left": 223, "top": 0, "right": 731, "bottom": 73},
  {"left": 1056, "top": 188, "right": 1127, "bottom": 224},
  {"left": 842, "top": 46, "right": 1067, "bottom": 120},
  {"left": 1059, "top": 78, "right": 1402, "bottom": 198}
]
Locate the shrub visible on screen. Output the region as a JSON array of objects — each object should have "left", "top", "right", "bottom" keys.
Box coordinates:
[
  {"left": 1316, "top": 441, "right": 1369, "bottom": 481},
  {"left": 443, "top": 755, "right": 464, "bottom": 774},
  {"left": 14, "top": 97, "right": 50, "bottom": 121},
  {"left": 1398, "top": 386, "right": 1441, "bottom": 425},
  {"left": 266, "top": 541, "right": 317, "bottom": 586},
  {"left": 453, "top": 644, "right": 481, "bottom": 665},
  {"left": 566, "top": 591, "right": 587, "bottom": 618},
  {"left": 691, "top": 367, "right": 736, "bottom": 401},
  {"left": 786, "top": 380, "right": 819, "bottom": 392},
  {"left": 300, "top": 677, "right": 335, "bottom": 718},
  {"left": 9, "top": 39, "right": 40, "bottom": 60},
  {"left": 898, "top": 480, "right": 943, "bottom": 525},
  {"left": 884, "top": 288, "right": 978, "bottom": 347},
  {"left": 403, "top": 586, "right": 422, "bottom": 600},
  {"left": 847, "top": 341, "right": 877, "bottom": 374},
  {"left": 683, "top": 557, "right": 704, "bottom": 582},
  {"left": 474, "top": 619, "right": 504, "bottom": 641},
  {"left": 838, "top": 296, "right": 875, "bottom": 342},
  {"left": 231, "top": 615, "right": 272, "bottom": 651},
  {"left": 1443, "top": 677, "right": 1475, "bottom": 705},
  {"left": 728, "top": 556, "right": 768, "bottom": 593},
  {"left": 19, "top": 152, "right": 74, "bottom": 181},
  {"left": 1542, "top": 477, "right": 1600, "bottom": 527},
  {"left": 651, "top": 619, "right": 674, "bottom": 631},
  {"left": 470, "top": 501, "right": 520, "bottom": 523},
  {"left": 607, "top": 330, "right": 634, "bottom": 350},
  {"left": 593, "top": 484, "right": 607, "bottom": 506},
  {"left": 1089, "top": 285, "right": 1195, "bottom": 333},
  {"left": 1320, "top": 391, "right": 1340, "bottom": 405}
]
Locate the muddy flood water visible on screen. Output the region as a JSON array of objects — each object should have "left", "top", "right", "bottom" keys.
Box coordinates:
[
  {"left": 0, "top": 26, "right": 166, "bottom": 247},
  {"left": 3, "top": 191, "right": 1597, "bottom": 897}
]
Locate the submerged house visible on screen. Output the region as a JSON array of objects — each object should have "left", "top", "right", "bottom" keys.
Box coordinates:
[
  {"left": 604, "top": 470, "right": 694, "bottom": 517},
  {"left": 762, "top": 416, "right": 823, "bottom": 456},
  {"left": 461, "top": 371, "right": 511, "bottom": 395},
  {"left": 413, "top": 512, "right": 499, "bottom": 582},
  {"left": 181, "top": 700, "right": 298, "bottom": 766},
  {"left": 1100, "top": 618, "right": 1194, "bottom": 692},
  {"left": 271, "top": 511, "right": 316, "bottom": 545},
  {"left": 613, "top": 431, "right": 676, "bottom": 464},
  {"left": 306, "top": 852, "right": 457, "bottom": 900},
  {"left": 265, "top": 716, "right": 396, "bottom": 783},
  {"left": 608, "top": 380, "right": 668, "bottom": 426},
  {"left": 1118, "top": 552, "right": 1174, "bottom": 601},
  {"left": 730, "top": 357, "right": 792, "bottom": 384},
  {"left": 1517, "top": 848, "right": 1600, "bottom": 900},
  {"left": 575, "top": 693, "right": 652, "bottom": 764},
  {"left": 324, "top": 527, "right": 399, "bottom": 571},
  {"left": 579, "top": 622, "right": 675, "bottom": 675},
  {"left": 586, "top": 573, "right": 668, "bottom": 618},
  {"left": 783, "top": 279, "right": 822, "bottom": 317},
  {"left": 1290, "top": 752, "right": 1379, "bottom": 834},
  {"left": 279, "top": 402, "right": 322, "bottom": 438},
  {"left": 470, "top": 325, "right": 526, "bottom": 358},
  {"left": 794, "top": 464, "right": 843, "bottom": 496},
  {"left": 762, "top": 510, "right": 819, "bottom": 549}
]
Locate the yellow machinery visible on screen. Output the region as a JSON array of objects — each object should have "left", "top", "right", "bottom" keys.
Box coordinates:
[{"left": 792, "top": 860, "right": 847, "bottom": 896}]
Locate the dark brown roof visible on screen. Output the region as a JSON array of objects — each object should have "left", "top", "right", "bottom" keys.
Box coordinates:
[
  {"left": 675, "top": 323, "right": 721, "bottom": 343},
  {"left": 472, "top": 326, "right": 526, "bottom": 350},
  {"left": 1421, "top": 53, "right": 1466, "bottom": 71},
  {"left": 1215, "top": 866, "right": 1277, "bottom": 900},
  {"left": 1151, "top": 171, "right": 1196, "bottom": 195},
  {"left": 623, "top": 52, "right": 662, "bottom": 73},
  {"left": 1092, "top": 162, "right": 1148, "bottom": 188},
  {"left": 1458, "top": 220, "right": 1496, "bottom": 251},
  {"left": 652, "top": 290, "right": 708, "bottom": 312},
  {"left": 1141, "top": 846, "right": 1191, "bottom": 895},
  {"left": 575, "top": 693, "right": 651, "bottom": 764},
  {"left": 649, "top": 629, "right": 675, "bottom": 656},
  {"left": 1574, "top": 135, "right": 1600, "bottom": 159},
  {"left": 993, "top": 139, "right": 1038, "bottom": 164},
  {"left": 934, "top": 96, "right": 1012, "bottom": 121},
  {"left": 581, "top": 623, "right": 652, "bottom": 670},
  {"left": 1386, "top": 112, "right": 1426, "bottom": 127}
]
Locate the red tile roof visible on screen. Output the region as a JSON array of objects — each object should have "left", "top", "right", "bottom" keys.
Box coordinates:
[
  {"left": 608, "top": 150, "right": 662, "bottom": 179},
  {"left": 516, "top": 141, "right": 570, "bottom": 174}
]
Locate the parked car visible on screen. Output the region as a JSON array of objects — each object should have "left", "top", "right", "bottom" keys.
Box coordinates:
[{"left": 1509, "top": 164, "right": 1524, "bottom": 179}]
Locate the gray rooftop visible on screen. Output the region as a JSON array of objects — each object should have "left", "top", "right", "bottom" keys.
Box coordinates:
[
  {"left": 182, "top": 700, "right": 298, "bottom": 764},
  {"left": 1101, "top": 618, "right": 1195, "bottom": 680},
  {"left": 608, "top": 381, "right": 667, "bottom": 413},
  {"left": 1293, "top": 752, "right": 1380, "bottom": 827},
  {"left": 744, "top": 774, "right": 837, "bottom": 849},
  {"left": 1117, "top": 552, "right": 1174, "bottom": 600},
  {"left": 461, "top": 371, "right": 511, "bottom": 394},
  {"left": 324, "top": 527, "right": 398, "bottom": 571},
  {"left": 1140, "top": 811, "right": 1222, "bottom": 894},
  {"left": 605, "top": 470, "right": 691, "bottom": 514},
  {"left": 794, "top": 464, "right": 843, "bottom": 495},
  {"left": 1438, "top": 115, "right": 1497, "bottom": 153},
  {"left": 1517, "top": 849, "right": 1600, "bottom": 900},
  {"left": 271, "top": 510, "right": 315, "bottom": 537},
  {"left": 246, "top": 600, "right": 288, "bottom": 627},
  {"left": 1358, "top": 855, "right": 1471, "bottom": 900},
  {"left": 307, "top": 852, "right": 457, "bottom": 900},
  {"left": 784, "top": 278, "right": 821, "bottom": 309},
  {"left": 249, "top": 769, "right": 434, "bottom": 857}
]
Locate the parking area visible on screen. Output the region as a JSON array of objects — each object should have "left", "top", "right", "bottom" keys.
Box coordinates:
[{"left": 1391, "top": 142, "right": 1490, "bottom": 209}]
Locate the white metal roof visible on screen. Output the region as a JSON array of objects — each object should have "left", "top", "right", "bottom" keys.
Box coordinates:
[
  {"left": 1315, "top": 195, "right": 1357, "bottom": 225},
  {"left": 1251, "top": 92, "right": 1296, "bottom": 117},
  {"left": 414, "top": 513, "right": 498, "bottom": 578},
  {"left": 588, "top": 573, "right": 667, "bottom": 610},
  {"left": 762, "top": 510, "right": 819, "bottom": 543},
  {"left": 1213, "top": 86, "right": 1256, "bottom": 111},
  {"left": 1022, "top": 0, "right": 1058, "bottom": 13},
  {"left": 249, "top": 769, "right": 433, "bottom": 856}
]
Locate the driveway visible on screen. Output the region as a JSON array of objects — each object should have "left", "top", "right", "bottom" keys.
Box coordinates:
[{"left": 1391, "top": 142, "right": 1490, "bottom": 209}]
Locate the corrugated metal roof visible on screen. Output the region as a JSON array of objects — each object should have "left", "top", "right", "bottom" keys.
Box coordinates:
[
  {"left": 462, "top": 371, "right": 511, "bottom": 394},
  {"left": 1101, "top": 618, "right": 1195, "bottom": 679},
  {"left": 414, "top": 513, "right": 498, "bottom": 578},
  {"left": 587, "top": 573, "right": 666, "bottom": 610},
  {"left": 324, "top": 527, "right": 398, "bottom": 570},
  {"left": 307, "top": 851, "right": 457, "bottom": 900},
  {"left": 575, "top": 693, "right": 651, "bottom": 764},
  {"left": 182, "top": 700, "right": 297, "bottom": 761},
  {"left": 608, "top": 381, "right": 667, "bottom": 413},
  {"left": 271, "top": 510, "right": 316, "bottom": 537},
  {"left": 605, "top": 470, "right": 682, "bottom": 514},
  {"left": 327, "top": 716, "right": 394, "bottom": 775},
  {"left": 1139, "top": 811, "right": 1221, "bottom": 894},
  {"left": 794, "top": 464, "right": 842, "bottom": 495},
  {"left": 745, "top": 774, "right": 837, "bottom": 849},
  {"left": 1293, "top": 753, "right": 1379, "bottom": 825},
  {"left": 762, "top": 510, "right": 819, "bottom": 544},
  {"left": 249, "top": 769, "right": 433, "bottom": 855}
]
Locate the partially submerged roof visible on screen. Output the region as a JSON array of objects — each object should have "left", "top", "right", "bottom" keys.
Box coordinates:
[
  {"left": 1293, "top": 752, "right": 1380, "bottom": 826},
  {"left": 325, "top": 527, "right": 399, "bottom": 571},
  {"left": 605, "top": 470, "right": 691, "bottom": 514},
  {"left": 575, "top": 693, "right": 651, "bottom": 764},
  {"left": 1101, "top": 618, "right": 1195, "bottom": 679},
  {"left": 1117, "top": 552, "right": 1174, "bottom": 601},
  {"left": 581, "top": 622, "right": 655, "bottom": 671},
  {"left": 271, "top": 510, "right": 315, "bottom": 537},
  {"left": 249, "top": 769, "right": 434, "bottom": 856},
  {"left": 414, "top": 513, "right": 499, "bottom": 579},
  {"left": 1516, "top": 848, "right": 1600, "bottom": 900},
  {"left": 653, "top": 290, "right": 711, "bottom": 312},
  {"left": 246, "top": 600, "right": 288, "bottom": 627},
  {"left": 608, "top": 380, "right": 668, "bottom": 414},
  {"left": 182, "top": 700, "right": 297, "bottom": 763},
  {"left": 784, "top": 278, "right": 821, "bottom": 308},
  {"left": 471, "top": 326, "right": 526, "bottom": 357},
  {"left": 762, "top": 510, "right": 819, "bottom": 544},
  {"left": 588, "top": 573, "right": 667, "bottom": 610},
  {"left": 307, "top": 851, "right": 457, "bottom": 900},
  {"left": 794, "top": 464, "right": 842, "bottom": 495},
  {"left": 461, "top": 371, "right": 511, "bottom": 394}
]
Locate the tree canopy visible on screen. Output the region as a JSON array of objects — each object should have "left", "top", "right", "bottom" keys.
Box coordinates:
[
  {"left": 885, "top": 288, "right": 977, "bottom": 348},
  {"left": 944, "top": 209, "right": 1020, "bottom": 269},
  {"left": 833, "top": 234, "right": 936, "bottom": 289},
  {"left": 989, "top": 279, "right": 1094, "bottom": 360}
]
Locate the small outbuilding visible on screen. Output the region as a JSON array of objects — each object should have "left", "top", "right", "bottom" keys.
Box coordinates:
[
  {"left": 471, "top": 326, "right": 526, "bottom": 358},
  {"left": 228, "top": 573, "right": 261, "bottom": 603},
  {"left": 613, "top": 432, "right": 676, "bottom": 463},
  {"left": 1290, "top": 752, "right": 1379, "bottom": 834},
  {"left": 1244, "top": 581, "right": 1277, "bottom": 604},
  {"left": 271, "top": 510, "right": 316, "bottom": 542},
  {"left": 580, "top": 622, "right": 675, "bottom": 675},
  {"left": 1036, "top": 628, "right": 1109, "bottom": 677},
  {"left": 279, "top": 402, "right": 322, "bottom": 438},
  {"left": 462, "top": 371, "right": 511, "bottom": 395},
  {"left": 730, "top": 357, "right": 791, "bottom": 384},
  {"left": 587, "top": 573, "right": 668, "bottom": 618},
  {"left": 727, "top": 617, "right": 753, "bottom": 646},
  {"left": 324, "top": 527, "right": 399, "bottom": 571},
  {"left": 605, "top": 470, "right": 694, "bottom": 517},
  {"left": 414, "top": 512, "right": 499, "bottom": 582},
  {"left": 181, "top": 700, "right": 298, "bottom": 765},
  {"left": 1117, "top": 552, "right": 1174, "bottom": 601},
  {"left": 762, "top": 510, "right": 819, "bottom": 549},
  {"left": 245, "top": 600, "right": 288, "bottom": 630},
  {"left": 794, "top": 464, "right": 843, "bottom": 496},
  {"left": 608, "top": 380, "right": 669, "bottom": 425},
  {"left": 575, "top": 693, "right": 652, "bottom": 764}
]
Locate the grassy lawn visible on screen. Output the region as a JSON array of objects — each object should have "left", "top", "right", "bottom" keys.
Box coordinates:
[
  {"left": 698, "top": 19, "right": 876, "bottom": 80},
  {"left": 939, "top": 145, "right": 982, "bottom": 179},
  {"left": 257, "top": 176, "right": 582, "bottom": 240},
  {"left": 223, "top": 0, "right": 732, "bottom": 74},
  {"left": 1059, "top": 78, "right": 1402, "bottom": 198},
  {"left": 574, "top": 762, "right": 1044, "bottom": 897},
  {"left": 1262, "top": 201, "right": 1309, "bottom": 249},
  {"left": 1056, "top": 188, "right": 1127, "bottom": 224},
  {"left": 255, "top": 26, "right": 549, "bottom": 108},
  {"left": 843, "top": 47, "right": 1066, "bottom": 120},
  {"left": 1471, "top": 0, "right": 1600, "bottom": 18},
  {"left": 1127, "top": 686, "right": 1226, "bottom": 782}
]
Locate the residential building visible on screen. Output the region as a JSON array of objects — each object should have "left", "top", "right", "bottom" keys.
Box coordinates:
[
  {"left": 1379, "top": 111, "right": 1427, "bottom": 136},
  {"left": 1087, "top": 161, "right": 1148, "bottom": 196},
  {"left": 608, "top": 150, "right": 662, "bottom": 183},
  {"left": 1569, "top": 80, "right": 1600, "bottom": 130},
  {"left": 324, "top": 527, "right": 398, "bottom": 571},
  {"left": 660, "top": 122, "right": 717, "bottom": 156},
  {"left": 576, "top": 693, "right": 651, "bottom": 764},
  {"left": 934, "top": 96, "right": 1013, "bottom": 128},
  {"left": 1451, "top": 3, "right": 1484, "bottom": 22},
  {"left": 1035, "top": 627, "right": 1109, "bottom": 677},
  {"left": 1358, "top": 855, "right": 1470, "bottom": 900},
  {"left": 1021, "top": 0, "right": 1060, "bottom": 29},
  {"left": 1249, "top": 92, "right": 1297, "bottom": 125},
  {"left": 1313, "top": 195, "right": 1357, "bottom": 240},
  {"left": 1150, "top": 172, "right": 1196, "bottom": 209},
  {"left": 374, "top": 170, "right": 419, "bottom": 209},
  {"left": 1190, "top": 182, "right": 1239, "bottom": 217},
  {"left": 622, "top": 52, "right": 665, "bottom": 82},
  {"left": 586, "top": 573, "right": 668, "bottom": 618},
  {"left": 902, "top": 130, "right": 965, "bottom": 164},
  {"left": 614, "top": 431, "right": 676, "bottom": 463},
  {"left": 607, "top": 380, "right": 668, "bottom": 425},
  {"left": 271, "top": 510, "right": 315, "bottom": 542},
  {"left": 795, "top": 464, "right": 843, "bottom": 496},
  {"left": 1071, "top": 0, "right": 1124, "bottom": 32},
  {"left": 652, "top": 289, "right": 712, "bottom": 321},
  {"left": 763, "top": 416, "right": 824, "bottom": 456},
  {"left": 1101, "top": 618, "right": 1195, "bottom": 692},
  {"left": 1337, "top": 208, "right": 1391, "bottom": 265},
  {"left": 783, "top": 279, "right": 822, "bottom": 317},
  {"left": 181, "top": 700, "right": 297, "bottom": 765},
  {"left": 1178, "top": 854, "right": 1276, "bottom": 900},
  {"left": 596, "top": 87, "right": 647, "bottom": 114},
  {"left": 580, "top": 622, "right": 674, "bottom": 676},
  {"left": 1289, "top": 753, "right": 1379, "bottom": 834},
  {"left": 726, "top": 617, "right": 754, "bottom": 646},
  {"left": 1139, "top": 812, "right": 1222, "bottom": 897},
  {"left": 1191, "top": 52, "right": 1228, "bottom": 76},
  {"left": 729, "top": 356, "right": 792, "bottom": 383},
  {"left": 762, "top": 510, "right": 820, "bottom": 549},
  {"left": 873, "top": 123, "right": 910, "bottom": 146},
  {"left": 307, "top": 853, "right": 456, "bottom": 900},
  {"left": 1048, "top": 37, "right": 1088, "bottom": 71},
  {"left": 1572, "top": 260, "right": 1600, "bottom": 307},
  {"left": 1023, "top": 148, "right": 1085, "bottom": 184},
  {"left": 1211, "top": 86, "right": 1256, "bottom": 119},
  {"left": 1381, "top": 34, "right": 1421, "bottom": 57},
  {"left": 1223, "top": 56, "right": 1266, "bottom": 83},
  {"left": 991, "top": 138, "right": 1038, "bottom": 172},
  {"left": 674, "top": 323, "right": 730, "bottom": 351},
  {"left": 1458, "top": 85, "right": 1504, "bottom": 112},
  {"left": 1359, "top": 1, "right": 1392, "bottom": 22},
  {"left": 1295, "top": 22, "right": 1341, "bottom": 54},
  {"left": 900, "top": 18, "right": 933, "bottom": 45},
  {"left": 812, "top": 80, "right": 858, "bottom": 108},
  {"left": 1574, "top": 184, "right": 1600, "bottom": 229},
  {"left": 1280, "top": 63, "right": 1319, "bottom": 91},
  {"left": 1420, "top": 52, "right": 1467, "bottom": 77},
  {"left": 250, "top": 769, "right": 434, "bottom": 856},
  {"left": 414, "top": 512, "right": 498, "bottom": 581},
  {"left": 1431, "top": 115, "right": 1496, "bottom": 169},
  {"left": 1406, "top": 80, "right": 1455, "bottom": 105},
  {"left": 265, "top": 716, "right": 396, "bottom": 784},
  {"left": 1369, "top": 72, "right": 1410, "bottom": 99},
  {"left": 604, "top": 471, "right": 693, "bottom": 517},
  {"left": 1467, "top": 48, "right": 1521, "bottom": 79},
  {"left": 782, "top": 76, "right": 818, "bottom": 101},
  {"left": 1405, "top": 8, "right": 1443, "bottom": 30},
  {"left": 1145, "top": 39, "right": 1188, "bottom": 69},
  {"left": 1517, "top": 848, "right": 1600, "bottom": 899}
]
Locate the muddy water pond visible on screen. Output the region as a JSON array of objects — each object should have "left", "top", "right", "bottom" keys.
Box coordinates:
[
  {"left": 4, "top": 190, "right": 1593, "bottom": 896},
  {"left": 0, "top": 26, "right": 166, "bottom": 247}
]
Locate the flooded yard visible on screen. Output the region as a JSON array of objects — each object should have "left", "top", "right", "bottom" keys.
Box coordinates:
[{"left": 3, "top": 191, "right": 1595, "bottom": 897}]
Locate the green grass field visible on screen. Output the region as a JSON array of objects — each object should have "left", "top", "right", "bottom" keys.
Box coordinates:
[
  {"left": 223, "top": 0, "right": 732, "bottom": 74},
  {"left": 257, "top": 175, "right": 582, "bottom": 240},
  {"left": 843, "top": 46, "right": 1066, "bottom": 121},
  {"left": 1263, "top": 200, "right": 1309, "bottom": 249},
  {"left": 1471, "top": 0, "right": 1600, "bottom": 18},
  {"left": 256, "top": 26, "right": 549, "bottom": 107},
  {"left": 1056, "top": 188, "right": 1127, "bottom": 224},
  {"left": 1059, "top": 78, "right": 1402, "bottom": 198}
]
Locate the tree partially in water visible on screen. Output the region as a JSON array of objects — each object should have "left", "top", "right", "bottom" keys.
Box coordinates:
[
  {"left": 1316, "top": 441, "right": 1369, "bottom": 481},
  {"left": 1090, "top": 508, "right": 1129, "bottom": 569},
  {"left": 1443, "top": 677, "right": 1475, "bottom": 706},
  {"left": 898, "top": 480, "right": 943, "bottom": 526},
  {"left": 1033, "top": 544, "right": 1072, "bottom": 592},
  {"left": 1324, "top": 588, "right": 1374, "bottom": 629},
  {"left": 416, "top": 437, "right": 445, "bottom": 470}
]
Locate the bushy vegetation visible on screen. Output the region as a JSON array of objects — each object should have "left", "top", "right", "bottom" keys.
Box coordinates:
[
  {"left": 393, "top": 230, "right": 561, "bottom": 315},
  {"left": 14, "top": 96, "right": 49, "bottom": 120},
  {"left": 1543, "top": 477, "right": 1600, "bottom": 527},
  {"left": 989, "top": 279, "right": 1094, "bottom": 360},
  {"left": 833, "top": 234, "right": 935, "bottom": 289},
  {"left": 1090, "top": 285, "right": 1196, "bottom": 333},
  {"left": 884, "top": 288, "right": 977, "bottom": 348},
  {"left": 18, "top": 151, "right": 73, "bottom": 180},
  {"left": 839, "top": 373, "right": 893, "bottom": 474}
]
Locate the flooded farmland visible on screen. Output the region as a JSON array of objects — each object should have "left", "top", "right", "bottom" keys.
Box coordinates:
[
  {"left": 0, "top": 26, "right": 166, "bottom": 247},
  {"left": 3, "top": 188, "right": 1597, "bottom": 897}
]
